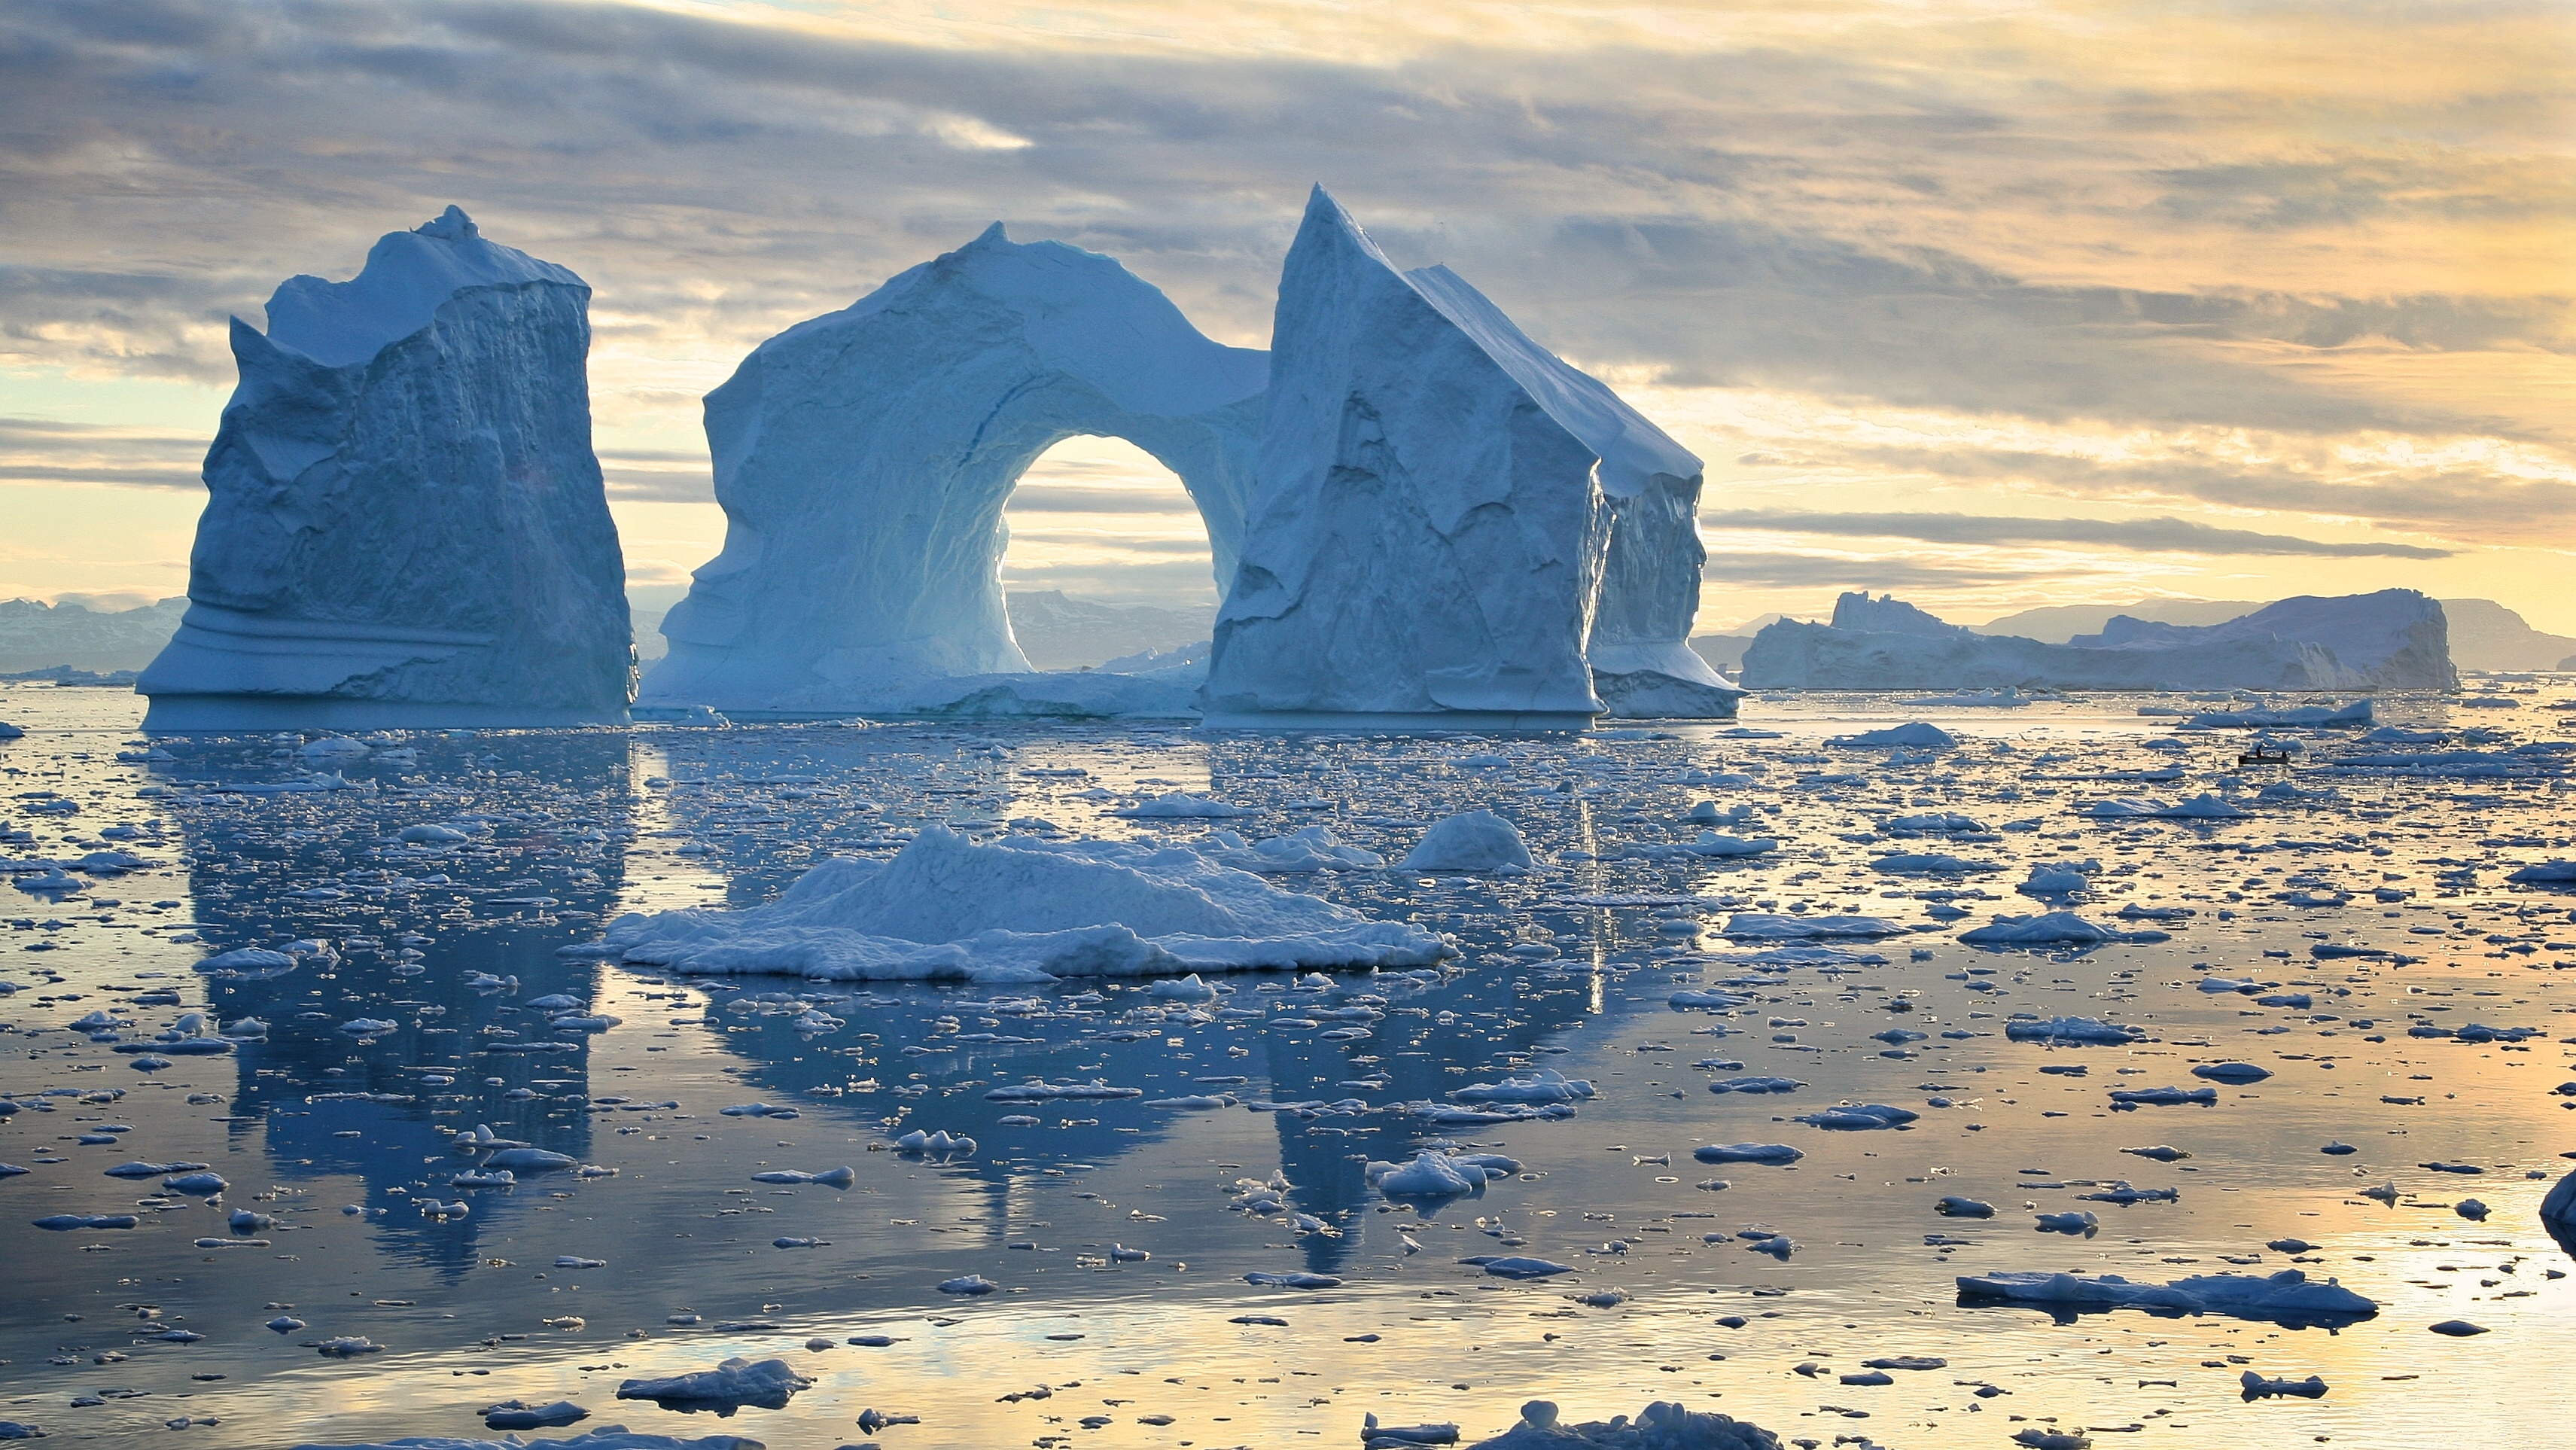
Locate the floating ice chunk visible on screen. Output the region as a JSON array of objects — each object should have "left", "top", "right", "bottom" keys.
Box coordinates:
[
  {"left": 616, "top": 1355, "right": 813, "bottom": 1409},
  {"left": 1368, "top": 1152, "right": 1484, "bottom": 1199},
  {"left": 1450, "top": 1069, "right": 1594, "bottom": 1105},
  {"left": 1219, "top": 824, "right": 1384, "bottom": 872},
  {"left": 2506, "top": 861, "right": 2576, "bottom": 883},
  {"left": 1692, "top": 1144, "right": 1803, "bottom": 1165},
  {"left": 1682, "top": 832, "right": 1776, "bottom": 858},
  {"left": 748, "top": 1168, "right": 854, "bottom": 1187},
  {"left": 34, "top": 1214, "right": 139, "bottom": 1230},
  {"left": 1827, "top": 722, "right": 1956, "bottom": 749},
  {"left": 893, "top": 1129, "right": 979, "bottom": 1156},
  {"left": 606, "top": 827, "right": 1448, "bottom": 984},
  {"left": 315, "top": 1336, "right": 384, "bottom": 1357},
  {"left": 1363, "top": 1413, "right": 1461, "bottom": 1445},
  {"left": 2427, "top": 1319, "right": 2488, "bottom": 1336},
  {"left": 1707, "top": 1076, "right": 1801, "bottom": 1095},
  {"left": 480, "top": 1400, "right": 592, "bottom": 1430},
  {"left": 2191, "top": 1062, "right": 2273, "bottom": 1083},
  {"left": 1244, "top": 1271, "right": 1342, "bottom": 1289},
  {"left": 1936, "top": 1196, "right": 1995, "bottom": 1218},
  {"left": 2110, "top": 1086, "right": 2218, "bottom": 1106},
  {"left": 1669, "top": 989, "right": 1750, "bottom": 1010},
  {"left": 2005, "top": 1016, "right": 2144, "bottom": 1045},
  {"left": 2156, "top": 793, "right": 2247, "bottom": 819},
  {"left": 2240, "top": 1371, "right": 2328, "bottom": 1400},
  {"left": 2184, "top": 700, "right": 2376, "bottom": 729},
  {"left": 1871, "top": 852, "right": 1995, "bottom": 876},
  {"left": 193, "top": 946, "right": 298, "bottom": 979},
  {"left": 1460, "top": 1257, "right": 1573, "bottom": 1280},
  {"left": 1401, "top": 810, "right": 1533, "bottom": 873},
  {"left": 1150, "top": 974, "right": 1219, "bottom": 1002},
  {"left": 1958, "top": 1268, "right": 2375, "bottom": 1321},
  {"left": 1959, "top": 912, "right": 2166, "bottom": 946},
  {"left": 1795, "top": 1103, "right": 1918, "bottom": 1130}
]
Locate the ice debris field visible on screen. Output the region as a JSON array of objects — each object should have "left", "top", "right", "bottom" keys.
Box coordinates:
[{"left": 3, "top": 681, "right": 2576, "bottom": 1449}]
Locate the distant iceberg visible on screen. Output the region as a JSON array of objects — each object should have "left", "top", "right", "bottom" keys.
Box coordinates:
[
  {"left": 140, "top": 207, "right": 631, "bottom": 730},
  {"left": 1740, "top": 589, "right": 2454, "bottom": 692}
]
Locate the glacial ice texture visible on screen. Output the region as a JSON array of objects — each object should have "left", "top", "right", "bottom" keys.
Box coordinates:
[
  {"left": 140, "top": 207, "right": 631, "bottom": 730},
  {"left": 638, "top": 225, "right": 1265, "bottom": 717},
  {"left": 1201, "top": 187, "right": 1725, "bottom": 726}
]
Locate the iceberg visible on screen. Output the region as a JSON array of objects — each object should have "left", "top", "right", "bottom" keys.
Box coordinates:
[
  {"left": 1741, "top": 590, "right": 2454, "bottom": 692},
  {"left": 1465, "top": 1398, "right": 1786, "bottom": 1449},
  {"left": 602, "top": 825, "right": 1450, "bottom": 984},
  {"left": 1201, "top": 187, "right": 1730, "bottom": 726},
  {"left": 638, "top": 224, "right": 1266, "bottom": 717},
  {"left": 141, "top": 207, "right": 631, "bottom": 729}
]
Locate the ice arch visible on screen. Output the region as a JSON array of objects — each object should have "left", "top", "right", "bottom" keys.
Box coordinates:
[{"left": 639, "top": 225, "right": 1265, "bottom": 715}]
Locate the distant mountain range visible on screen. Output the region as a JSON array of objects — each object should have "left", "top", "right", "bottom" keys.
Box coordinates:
[
  {"left": 1695, "top": 596, "right": 2576, "bottom": 676},
  {"left": 0, "top": 596, "right": 188, "bottom": 673}
]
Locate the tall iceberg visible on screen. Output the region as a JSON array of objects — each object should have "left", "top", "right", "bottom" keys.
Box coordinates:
[
  {"left": 636, "top": 225, "right": 1266, "bottom": 717},
  {"left": 140, "top": 207, "right": 631, "bottom": 729},
  {"left": 1201, "top": 187, "right": 1732, "bottom": 726},
  {"left": 1741, "top": 589, "right": 2456, "bottom": 691}
]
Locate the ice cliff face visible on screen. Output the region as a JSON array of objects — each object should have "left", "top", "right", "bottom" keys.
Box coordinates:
[
  {"left": 1201, "top": 187, "right": 1729, "bottom": 725},
  {"left": 637, "top": 225, "right": 1266, "bottom": 717},
  {"left": 140, "top": 207, "right": 631, "bottom": 729},
  {"left": 1742, "top": 589, "right": 2456, "bottom": 691}
]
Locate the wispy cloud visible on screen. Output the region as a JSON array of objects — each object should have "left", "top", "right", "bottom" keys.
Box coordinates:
[{"left": 1697, "top": 510, "right": 2453, "bottom": 559}]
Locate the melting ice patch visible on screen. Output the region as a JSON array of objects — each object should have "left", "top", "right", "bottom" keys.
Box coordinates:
[{"left": 604, "top": 826, "right": 1450, "bottom": 983}]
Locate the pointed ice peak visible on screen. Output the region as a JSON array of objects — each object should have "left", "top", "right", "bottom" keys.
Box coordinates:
[
  {"left": 414, "top": 205, "right": 480, "bottom": 242},
  {"left": 1297, "top": 185, "right": 1395, "bottom": 270},
  {"left": 260, "top": 209, "right": 584, "bottom": 368},
  {"left": 968, "top": 221, "right": 1010, "bottom": 247}
]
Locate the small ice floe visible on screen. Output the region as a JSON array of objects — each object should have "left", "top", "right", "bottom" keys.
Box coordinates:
[
  {"left": 2454, "top": 1198, "right": 2490, "bottom": 1221},
  {"left": 1795, "top": 1102, "right": 1918, "bottom": 1130},
  {"left": 1244, "top": 1271, "right": 1341, "bottom": 1289},
  {"left": 1871, "top": 852, "right": 1996, "bottom": 876},
  {"left": 1363, "top": 1412, "right": 1460, "bottom": 1445},
  {"left": 555, "top": 1256, "right": 607, "bottom": 1269},
  {"left": 1693, "top": 1144, "right": 1803, "bottom": 1165},
  {"left": 2017, "top": 860, "right": 2099, "bottom": 896},
  {"left": 1707, "top": 1075, "right": 1802, "bottom": 1095},
  {"left": 450, "top": 1169, "right": 516, "bottom": 1189},
  {"left": 2155, "top": 793, "right": 2247, "bottom": 819},
  {"left": 2191, "top": 1062, "right": 2273, "bottom": 1083},
  {"left": 1956, "top": 1268, "right": 2377, "bottom": 1323},
  {"left": 2504, "top": 861, "right": 2576, "bottom": 883},
  {"left": 1448, "top": 1069, "right": 1594, "bottom": 1106},
  {"left": 1366, "top": 1151, "right": 1509, "bottom": 1200},
  {"left": 2109, "top": 1086, "right": 2218, "bottom": 1107},
  {"left": 1720, "top": 912, "right": 1903, "bottom": 940},
  {"left": 2428, "top": 1319, "right": 2489, "bottom": 1336},
  {"left": 1935, "top": 1196, "right": 1995, "bottom": 1218},
  {"left": 482, "top": 1148, "right": 576, "bottom": 1173},
  {"left": 34, "top": 1214, "right": 139, "bottom": 1230},
  {"left": 1959, "top": 912, "right": 2169, "bottom": 946},
  {"left": 338, "top": 1017, "right": 398, "bottom": 1037},
  {"left": 2076, "top": 1182, "right": 2179, "bottom": 1205},
  {"left": 1459, "top": 1257, "right": 1572, "bottom": 1280},
  {"left": 105, "top": 1159, "right": 209, "bottom": 1178},
  {"left": 749, "top": 1167, "right": 855, "bottom": 1187},
  {"left": 616, "top": 1355, "right": 814, "bottom": 1409},
  {"left": 480, "top": 1399, "right": 590, "bottom": 1430},
  {"left": 1670, "top": 988, "right": 1751, "bottom": 1010},
  {"left": 1149, "top": 973, "right": 1219, "bottom": 1001},
  {"left": 893, "top": 1129, "right": 977, "bottom": 1156},
  {"left": 1828, "top": 722, "right": 1956, "bottom": 749},
  {"left": 987, "top": 1080, "right": 1143, "bottom": 1104},
  {"left": 2034, "top": 1211, "right": 2099, "bottom": 1235},
  {"left": 2122, "top": 1146, "right": 2191, "bottom": 1162},
  {"left": 2240, "top": 1371, "right": 2327, "bottom": 1400},
  {"left": 2005, "top": 1016, "right": 2144, "bottom": 1045},
  {"left": 315, "top": 1336, "right": 383, "bottom": 1357},
  {"left": 937, "top": 1274, "right": 999, "bottom": 1296},
  {"left": 1400, "top": 809, "right": 1533, "bottom": 873},
  {"left": 719, "top": 1101, "right": 799, "bottom": 1119},
  {"left": 1219, "top": 825, "right": 1383, "bottom": 873}
]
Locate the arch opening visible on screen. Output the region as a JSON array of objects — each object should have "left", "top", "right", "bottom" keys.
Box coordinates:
[{"left": 998, "top": 434, "right": 1219, "bottom": 672}]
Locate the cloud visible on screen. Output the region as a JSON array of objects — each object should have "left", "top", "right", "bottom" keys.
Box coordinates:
[
  {"left": 1695, "top": 552, "right": 2071, "bottom": 592},
  {"left": 1697, "top": 510, "right": 2453, "bottom": 559}
]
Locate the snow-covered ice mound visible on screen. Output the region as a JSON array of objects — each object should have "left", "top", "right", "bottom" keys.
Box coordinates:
[
  {"left": 142, "top": 207, "right": 631, "bottom": 730},
  {"left": 1202, "top": 187, "right": 1725, "bottom": 726},
  {"left": 1401, "top": 809, "right": 1534, "bottom": 873},
  {"left": 638, "top": 223, "right": 1265, "bottom": 717},
  {"left": 604, "top": 826, "right": 1450, "bottom": 983},
  {"left": 1743, "top": 589, "right": 2453, "bottom": 692}
]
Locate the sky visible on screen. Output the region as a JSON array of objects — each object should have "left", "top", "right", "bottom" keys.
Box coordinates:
[{"left": 2, "top": 0, "right": 2570, "bottom": 633}]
